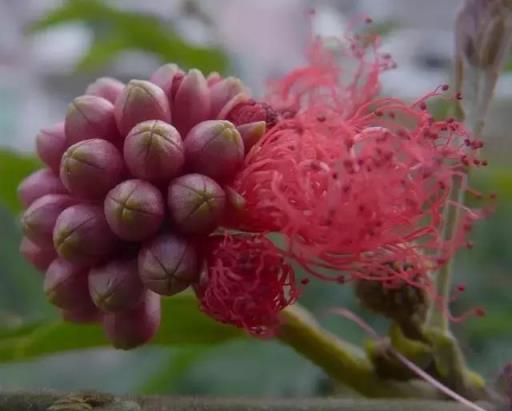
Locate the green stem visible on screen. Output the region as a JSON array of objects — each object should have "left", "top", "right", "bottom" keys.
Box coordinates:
[
  {"left": 278, "top": 305, "right": 442, "bottom": 399},
  {"left": 425, "top": 172, "right": 466, "bottom": 331}
]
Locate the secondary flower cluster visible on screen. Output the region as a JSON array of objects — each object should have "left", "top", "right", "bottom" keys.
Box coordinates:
[
  {"left": 18, "top": 26, "right": 487, "bottom": 347},
  {"left": 18, "top": 64, "right": 294, "bottom": 347}
]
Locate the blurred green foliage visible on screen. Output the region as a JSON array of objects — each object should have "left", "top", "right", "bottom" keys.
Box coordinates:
[
  {"left": 30, "top": 0, "right": 227, "bottom": 73},
  {"left": 0, "top": 293, "right": 243, "bottom": 364},
  {"left": 0, "top": 150, "right": 40, "bottom": 215}
]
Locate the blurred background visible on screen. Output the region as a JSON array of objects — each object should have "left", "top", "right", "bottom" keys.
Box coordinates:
[{"left": 0, "top": 0, "right": 511, "bottom": 398}]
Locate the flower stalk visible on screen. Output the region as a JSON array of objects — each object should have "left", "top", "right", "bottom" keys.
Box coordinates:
[{"left": 278, "top": 305, "right": 443, "bottom": 399}]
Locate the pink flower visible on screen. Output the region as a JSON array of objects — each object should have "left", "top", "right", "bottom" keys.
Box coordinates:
[
  {"left": 195, "top": 234, "right": 298, "bottom": 337},
  {"left": 234, "top": 34, "right": 486, "bottom": 291}
]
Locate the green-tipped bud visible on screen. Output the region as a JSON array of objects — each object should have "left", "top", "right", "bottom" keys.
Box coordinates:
[
  {"left": 20, "top": 236, "right": 56, "bottom": 272},
  {"left": 210, "top": 77, "right": 250, "bottom": 119},
  {"left": 138, "top": 233, "right": 200, "bottom": 296},
  {"left": 123, "top": 120, "right": 184, "bottom": 181},
  {"left": 102, "top": 291, "right": 161, "bottom": 349},
  {"left": 184, "top": 120, "right": 244, "bottom": 182},
  {"left": 115, "top": 80, "right": 171, "bottom": 136},
  {"left": 236, "top": 121, "right": 266, "bottom": 154},
  {"left": 21, "top": 194, "right": 75, "bottom": 247},
  {"left": 53, "top": 204, "right": 118, "bottom": 264},
  {"left": 60, "top": 139, "right": 124, "bottom": 199},
  {"left": 167, "top": 174, "right": 226, "bottom": 235},
  {"left": 89, "top": 258, "right": 144, "bottom": 312},
  {"left": 104, "top": 179, "right": 165, "bottom": 242},
  {"left": 18, "top": 168, "right": 66, "bottom": 208},
  {"left": 85, "top": 77, "right": 125, "bottom": 104},
  {"left": 36, "top": 122, "right": 67, "bottom": 173},
  {"left": 65, "top": 95, "right": 119, "bottom": 146},
  {"left": 44, "top": 258, "right": 91, "bottom": 311}
]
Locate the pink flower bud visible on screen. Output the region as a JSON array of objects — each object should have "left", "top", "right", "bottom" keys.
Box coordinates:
[
  {"left": 20, "top": 236, "right": 56, "bottom": 271},
  {"left": 236, "top": 121, "right": 266, "bottom": 154},
  {"left": 85, "top": 77, "right": 125, "bottom": 104},
  {"left": 36, "top": 122, "right": 67, "bottom": 173},
  {"left": 104, "top": 179, "right": 165, "bottom": 242},
  {"left": 102, "top": 291, "right": 161, "bottom": 349},
  {"left": 89, "top": 258, "right": 144, "bottom": 312},
  {"left": 206, "top": 72, "right": 222, "bottom": 87},
  {"left": 123, "top": 120, "right": 184, "bottom": 180},
  {"left": 138, "top": 233, "right": 200, "bottom": 296},
  {"left": 53, "top": 204, "right": 118, "bottom": 264},
  {"left": 217, "top": 93, "right": 248, "bottom": 121},
  {"left": 115, "top": 80, "right": 171, "bottom": 136},
  {"left": 60, "top": 139, "right": 123, "bottom": 199},
  {"left": 61, "top": 305, "right": 100, "bottom": 324},
  {"left": 167, "top": 173, "right": 226, "bottom": 235},
  {"left": 18, "top": 169, "right": 67, "bottom": 208},
  {"left": 210, "top": 77, "right": 250, "bottom": 119},
  {"left": 21, "top": 194, "right": 75, "bottom": 247},
  {"left": 44, "top": 258, "right": 91, "bottom": 311},
  {"left": 184, "top": 120, "right": 244, "bottom": 181},
  {"left": 149, "top": 63, "right": 184, "bottom": 99},
  {"left": 172, "top": 69, "right": 211, "bottom": 136},
  {"left": 65, "top": 95, "right": 119, "bottom": 146}
]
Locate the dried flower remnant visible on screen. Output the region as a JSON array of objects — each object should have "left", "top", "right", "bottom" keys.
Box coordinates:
[
  {"left": 456, "top": 0, "right": 512, "bottom": 71},
  {"left": 235, "top": 33, "right": 486, "bottom": 293},
  {"left": 355, "top": 263, "right": 428, "bottom": 340},
  {"left": 195, "top": 234, "right": 298, "bottom": 337},
  {"left": 455, "top": 0, "right": 512, "bottom": 132}
]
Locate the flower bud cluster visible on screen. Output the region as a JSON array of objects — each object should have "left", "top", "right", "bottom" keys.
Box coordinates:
[{"left": 18, "top": 66, "right": 270, "bottom": 348}]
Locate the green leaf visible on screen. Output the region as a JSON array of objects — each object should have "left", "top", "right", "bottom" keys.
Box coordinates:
[
  {"left": 0, "top": 293, "right": 244, "bottom": 363},
  {"left": 470, "top": 166, "right": 512, "bottom": 200},
  {"left": 30, "top": 0, "right": 227, "bottom": 73},
  {"left": 29, "top": 0, "right": 117, "bottom": 30},
  {"left": 0, "top": 206, "right": 52, "bottom": 318},
  {"left": 75, "top": 33, "right": 130, "bottom": 72},
  {"left": 0, "top": 150, "right": 40, "bottom": 215}
]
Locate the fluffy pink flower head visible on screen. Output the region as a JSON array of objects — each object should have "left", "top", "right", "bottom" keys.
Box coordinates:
[
  {"left": 234, "top": 33, "right": 487, "bottom": 292},
  {"left": 195, "top": 234, "right": 299, "bottom": 337}
]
